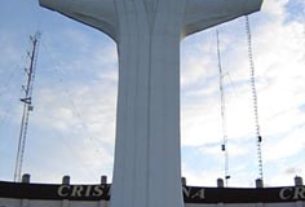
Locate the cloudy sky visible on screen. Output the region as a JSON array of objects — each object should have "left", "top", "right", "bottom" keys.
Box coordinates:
[{"left": 0, "top": 0, "right": 304, "bottom": 187}]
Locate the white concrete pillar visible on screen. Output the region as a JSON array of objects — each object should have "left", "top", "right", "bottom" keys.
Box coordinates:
[
  {"left": 111, "top": 3, "right": 184, "bottom": 207},
  {"left": 39, "top": 1, "right": 263, "bottom": 207}
]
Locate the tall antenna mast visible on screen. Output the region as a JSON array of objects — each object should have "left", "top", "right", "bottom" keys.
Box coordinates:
[
  {"left": 216, "top": 30, "right": 230, "bottom": 186},
  {"left": 14, "top": 32, "right": 40, "bottom": 182},
  {"left": 245, "top": 16, "right": 264, "bottom": 183}
]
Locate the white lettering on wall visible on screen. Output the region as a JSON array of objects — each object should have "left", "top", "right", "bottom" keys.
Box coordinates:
[
  {"left": 56, "top": 185, "right": 305, "bottom": 201},
  {"left": 182, "top": 187, "right": 205, "bottom": 200},
  {"left": 92, "top": 185, "right": 104, "bottom": 197},
  {"left": 293, "top": 187, "right": 305, "bottom": 200},
  {"left": 191, "top": 189, "right": 205, "bottom": 199},
  {"left": 71, "top": 186, "right": 84, "bottom": 197},
  {"left": 85, "top": 185, "right": 93, "bottom": 197},
  {"left": 57, "top": 185, "right": 107, "bottom": 198},
  {"left": 182, "top": 186, "right": 191, "bottom": 198},
  {"left": 279, "top": 187, "right": 305, "bottom": 200},
  {"left": 57, "top": 185, "right": 71, "bottom": 197}
]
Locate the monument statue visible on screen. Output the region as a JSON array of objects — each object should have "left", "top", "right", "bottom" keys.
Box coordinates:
[{"left": 39, "top": 0, "right": 263, "bottom": 207}]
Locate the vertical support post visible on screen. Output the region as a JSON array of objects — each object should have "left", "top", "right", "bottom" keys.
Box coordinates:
[
  {"left": 295, "top": 176, "right": 303, "bottom": 186},
  {"left": 62, "top": 175, "right": 70, "bottom": 185},
  {"left": 101, "top": 175, "right": 107, "bottom": 184},
  {"left": 181, "top": 177, "right": 187, "bottom": 186},
  {"left": 217, "top": 178, "right": 224, "bottom": 188},
  {"left": 256, "top": 178, "right": 264, "bottom": 188},
  {"left": 21, "top": 174, "right": 31, "bottom": 183}
]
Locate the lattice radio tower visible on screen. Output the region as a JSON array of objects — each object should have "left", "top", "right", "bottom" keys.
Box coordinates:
[{"left": 14, "top": 32, "right": 40, "bottom": 182}]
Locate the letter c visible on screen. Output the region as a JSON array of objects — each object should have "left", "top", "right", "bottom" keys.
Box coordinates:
[
  {"left": 279, "top": 188, "right": 293, "bottom": 200},
  {"left": 58, "top": 185, "right": 71, "bottom": 197}
]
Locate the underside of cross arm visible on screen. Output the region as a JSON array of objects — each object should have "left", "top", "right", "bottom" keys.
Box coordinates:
[
  {"left": 182, "top": 0, "right": 263, "bottom": 37},
  {"left": 39, "top": 0, "right": 117, "bottom": 40}
]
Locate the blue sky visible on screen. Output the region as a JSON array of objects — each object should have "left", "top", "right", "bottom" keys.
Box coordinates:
[{"left": 0, "top": 0, "right": 305, "bottom": 187}]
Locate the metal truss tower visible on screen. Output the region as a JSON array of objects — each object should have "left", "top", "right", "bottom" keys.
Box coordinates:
[{"left": 14, "top": 32, "right": 40, "bottom": 182}]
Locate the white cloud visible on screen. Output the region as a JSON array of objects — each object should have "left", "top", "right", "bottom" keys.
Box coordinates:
[
  {"left": 264, "top": 126, "right": 305, "bottom": 162},
  {"left": 199, "top": 142, "right": 249, "bottom": 158}
]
